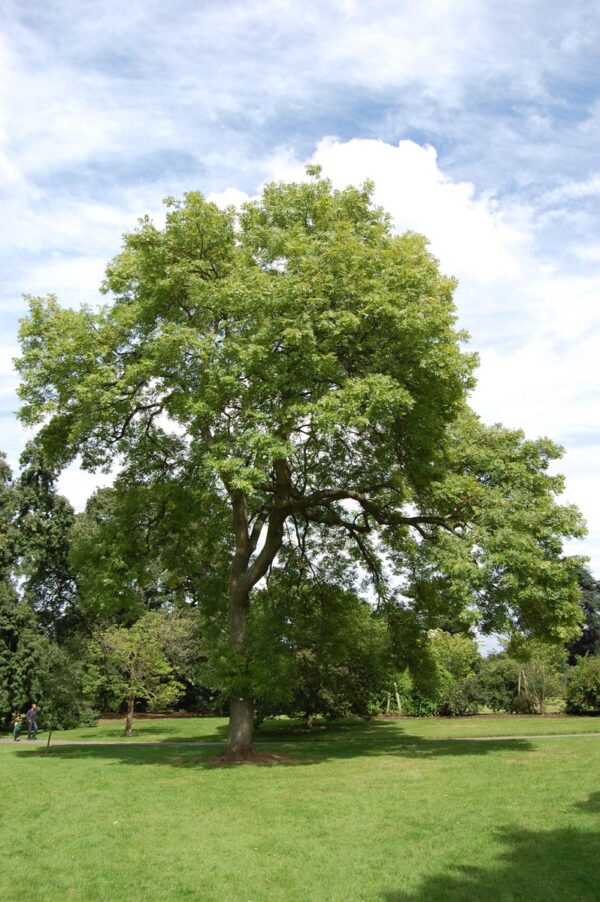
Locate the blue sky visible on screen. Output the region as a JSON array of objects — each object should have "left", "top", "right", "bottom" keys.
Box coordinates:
[{"left": 1, "top": 0, "right": 599, "bottom": 573}]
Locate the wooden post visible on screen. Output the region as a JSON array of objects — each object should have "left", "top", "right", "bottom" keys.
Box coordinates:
[
  {"left": 393, "top": 681, "right": 402, "bottom": 715},
  {"left": 45, "top": 717, "right": 53, "bottom": 754}
]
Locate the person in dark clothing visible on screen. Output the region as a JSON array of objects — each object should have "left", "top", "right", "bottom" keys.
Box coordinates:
[{"left": 26, "top": 704, "right": 38, "bottom": 740}]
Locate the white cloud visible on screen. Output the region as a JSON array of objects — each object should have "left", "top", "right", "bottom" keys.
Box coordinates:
[
  {"left": 544, "top": 174, "right": 600, "bottom": 204},
  {"left": 302, "top": 138, "right": 530, "bottom": 284},
  {"left": 574, "top": 245, "right": 600, "bottom": 263},
  {"left": 207, "top": 187, "right": 251, "bottom": 209},
  {"left": 23, "top": 256, "right": 107, "bottom": 310},
  {"left": 56, "top": 465, "right": 115, "bottom": 512}
]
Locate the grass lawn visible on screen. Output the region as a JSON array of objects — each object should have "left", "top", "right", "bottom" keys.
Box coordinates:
[{"left": 2, "top": 716, "right": 600, "bottom": 901}]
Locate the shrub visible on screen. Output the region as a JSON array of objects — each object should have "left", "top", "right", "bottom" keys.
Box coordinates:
[
  {"left": 438, "top": 673, "right": 480, "bottom": 716},
  {"left": 566, "top": 656, "right": 600, "bottom": 714},
  {"left": 474, "top": 654, "right": 520, "bottom": 712}
]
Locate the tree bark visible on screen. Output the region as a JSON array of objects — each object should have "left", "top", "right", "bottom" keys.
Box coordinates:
[
  {"left": 125, "top": 696, "right": 134, "bottom": 736},
  {"left": 224, "top": 579, "right": 256, "bottom": 759},
  {"left": 227, "top": 697, "right": 255, "bottom": 755}
]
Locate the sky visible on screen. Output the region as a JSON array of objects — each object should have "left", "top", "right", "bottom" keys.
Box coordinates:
[{"left": 1, "top": 0, "right": 599, "bottom": 575}]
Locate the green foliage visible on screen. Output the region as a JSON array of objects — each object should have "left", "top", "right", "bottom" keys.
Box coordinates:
[
  {"left": 32, "top": 638, "right": 96, "bottom": 729},
  {"left": 390, "top": 631, "right": 482, "bottom": 717},
  {"left": 565, "top": 656, "right": 600, "bottom": 714},
  {"left": 250, "top": 572, "right": 391, "bottom": 723},
  {"left": 393, "top": 668, "right": 446, "bottom": 717},
  {"left": 474, "top": 654, "right": 521, "bottom": 713},
  {"left": 430, "top": 629, "right": 481, "bottom": 680},
  {"left": 472, "top": 641, "right": 567, "bottom": 715},
  {"left": 0, "top": 582, "right": 43, "bottom": 722},
  {"left": 567, "top": 564, "right": 600, "bottom": 662},
  {"left": 402, "top": 411, "right": 585, "bottom": 644},
  {"left": 70, "top": 483, "right": 229, "bottom": 627},
  {"left": 437, "top": 672, "right": 481, "bottom": 716},
  {"left": 505, "top": 637, "right": 567, "bottom": 715},
  {"left": 0, "top": 587, "right": 91, "bottom": 728},
  {"left": 11, "top": 442, "right": 78, "bottom": 640},
  {"left": 84, "top": 611, "right": 196, "bottom": 715}
]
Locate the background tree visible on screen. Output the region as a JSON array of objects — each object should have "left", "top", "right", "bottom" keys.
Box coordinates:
[
  {"left": 504, "top": 636, "right": 567, "bottom": 715},
  {"left": 0, "top": 582, "right": 43, "bottom": 723},
  {"left": 84, "top": 610, "right": 194, "bottom": 735},
  {"left": 429, "top": 630, "right": 481, "bottom": 716},
  {"left": 16, "top": 174, "right": 584, "bottom": 757},
  {"left": 565, "top": 656, "right": 600, "bottom": 714},
  {"left": 566, "top": 564, "right": 600, "bottom": 663},
  {"left": 0, "top": 449, "right": 90, "bottom": 727},
  {"left": 388, "top": 629, "right": 482, "bottom": 717},
  {"left": 250, "top": 567, "right": 391, "bottom": 727},
  {"left": 11, "top": 442, "right": 80, "bottom": 641}
]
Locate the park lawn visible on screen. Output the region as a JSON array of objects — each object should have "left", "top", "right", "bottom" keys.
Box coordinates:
[{"left": 2, "top": 718, "right": 600, "bottom": 901}]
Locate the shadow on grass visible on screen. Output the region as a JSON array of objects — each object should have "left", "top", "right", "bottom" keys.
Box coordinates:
[
  {"left": 381, "top": 791, "right": 600, "bottom": 902},
  {"left": 15, "top": 720, "right": 535, "bottom": 769},
  {"left": 66, "top": 723, "right": 230, "bottom": 742},
  {"left": 576, "top": 791, "right": 600, "bottom": 813}
]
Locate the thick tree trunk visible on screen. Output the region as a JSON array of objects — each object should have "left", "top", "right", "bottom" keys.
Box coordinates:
[
  {"left": 227, "top": 697, "right": 255, "bottom": 755},
  {"left": 125, "top": 696, "right": 134, "bottom": 736},
  {"left": 224, "top": 578, "right": 257, "bottom": 759}
]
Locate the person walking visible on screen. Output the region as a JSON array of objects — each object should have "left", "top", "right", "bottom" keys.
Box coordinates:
[
  {"left": 12, "top": 712, "right": 23, "bottom": 741},
  {"left": 25, "top": 703, "right": 38, "bottom": 740}
]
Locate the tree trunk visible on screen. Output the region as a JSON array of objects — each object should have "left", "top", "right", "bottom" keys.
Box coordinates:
[
  {"left": 227, "top": 697, "right": 255, "bottom": 754},
  {"left": 224, "top": 582, "right": 256, "bottom": 759},
  {"left": 222, "top": 486, "right": 286, "bottom": 760},
  {"left": 125, "top": 696, "right": 134, "bottom": 736}
]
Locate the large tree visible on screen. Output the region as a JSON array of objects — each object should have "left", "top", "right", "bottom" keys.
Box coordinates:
[{"left": 16, "top": 173, "right": 583, "bottom": 757}]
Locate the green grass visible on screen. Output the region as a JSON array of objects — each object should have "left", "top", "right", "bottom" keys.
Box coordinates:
[
  {"left": 2, "top": 716, "right": 600, "bottom": 901},
  {"left": 28, "top": 711, "right": 600, "bottom": 745}
]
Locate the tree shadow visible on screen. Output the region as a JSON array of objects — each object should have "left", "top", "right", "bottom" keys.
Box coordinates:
[
  {"left": 15, "top": 721, "right": 535, "bottom": 769},
  {"left": 67, "top": 722, "right": 230, "bottom": 742},
  {"left": 576, "top": 791, "right": 600, "bottom": 813},
  {"left": 381, "top": 792, "right": 600, "bottom": 901}
]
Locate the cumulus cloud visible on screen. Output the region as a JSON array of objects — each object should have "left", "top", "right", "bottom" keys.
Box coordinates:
[{"left": 268, "top": 138, "right": 531, "bottom": 284}]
